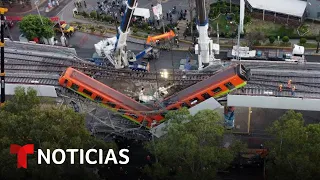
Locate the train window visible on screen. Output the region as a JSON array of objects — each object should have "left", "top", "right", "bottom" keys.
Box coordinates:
[
  {"left": 83, "top": 89, "right": 93, "bottom": 96},
  {"left": 212, "top": 87, "right": 222, "bottom": 94},
  {"left": 129, "top": 114, "right": 139, "bottom": 119},
  {"left": 202, "top": 92, "right": 211, "bottom": 99},
  {"left": 181, "top": 102, "right": 190, "bottom": 108},
  {"left": 118, "top": 108, "right": 126, "bottom": 113},
  {"left": 224, "top": 82, "right": 235, "bottom": 90},
  {"left": 169, "top": 107, "right": 178, "bottom": 110},
  {"left": 189, "top": 97, "right": 199, "bottom": 105},
  {"left": 95, "top": 96, "right": 103, "bottom": 102},
  {"left": 71, "top": 84, "right": 79, "bottom": 91},
  {"left": 64, "top": 79, "right": 68, "bottom": 86},
  {"left": 106, "top": 101, "right": 116, "bottom": 108}
]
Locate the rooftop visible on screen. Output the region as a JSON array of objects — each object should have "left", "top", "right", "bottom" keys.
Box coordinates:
[
  {"left": 5, "top": 40, "right": 78, "bottom": 56},
  {"left": 246, "top": 0, "right": 308, "bottom": 17}
]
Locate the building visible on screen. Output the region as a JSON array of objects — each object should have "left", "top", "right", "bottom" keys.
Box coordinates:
[
  {"left": 304, "top": 0, "right": 320, "bottom": 20},
  {"left": 245, "top": 0, "right": 308, "bottom": 26},
  {"left": 215, "top": 0, "right": 320, "bottom": 24}
]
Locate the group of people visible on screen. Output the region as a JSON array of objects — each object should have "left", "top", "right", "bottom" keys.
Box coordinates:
[
  {"left": 278, "top": 79, "right": 296, "bottom": 96},
  {"left": 74, "top": 0, "right": 87, "bottom": 8}
]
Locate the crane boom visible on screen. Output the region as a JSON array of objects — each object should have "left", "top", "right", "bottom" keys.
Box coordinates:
[
  {"left": 194, "top": 0, "right": 220, "bottom": 70},
  {"left": 113, "top": 0, "right": 138, "bottom": 68}
]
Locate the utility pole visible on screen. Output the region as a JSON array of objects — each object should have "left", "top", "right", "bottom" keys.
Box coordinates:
[
  {"left": 217, "top": 23, "right": 219, "bottom": 44},
  {"left": 35, "top": 0, "right": 43, "bottom": 25},
  {"left": 0, "top": 7, "right": 8, "bottom": 107}
]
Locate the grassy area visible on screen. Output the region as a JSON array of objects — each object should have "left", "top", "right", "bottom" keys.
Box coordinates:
[
  {"left": 245, "top": 19, "right": 318, "bottom": 39},
  {"left": 264, "top": 42, "right": 291, "bottom": 47},
  {"left": 245, "top": 19, "right": 282, "bottom": 34},
  {"left": 210, "top": 14, "right": 238, "bottom": 36}
]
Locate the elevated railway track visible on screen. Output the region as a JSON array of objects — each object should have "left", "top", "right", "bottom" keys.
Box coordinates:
[{"left": 5, "top": 48, "right": 320, "bottom": 98}]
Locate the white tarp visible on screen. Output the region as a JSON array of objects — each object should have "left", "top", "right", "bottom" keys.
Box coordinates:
[
  {"left": 152, "top": 4, "right": 163, "bottom": 20},
  {"left": 246, "top": 0, "right": 307, "bottom": 17},
  {"left": 133, "top": 8, "right": 150, "bottom": 19}
]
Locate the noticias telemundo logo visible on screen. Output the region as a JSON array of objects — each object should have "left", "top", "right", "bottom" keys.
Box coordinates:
[{"left": 10, "top": 144, "right": 130, "bottom": 169}]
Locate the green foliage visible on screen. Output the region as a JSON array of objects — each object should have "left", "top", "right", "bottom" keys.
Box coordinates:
[
  {"left": 269, "top": 36, "right": 276, "bottom": 44},
  {"left": 141, "top": 22, "right": 149, "bottom": 30},
  {"left": 132, "top": 27, "right": 138, "bottom": 33},
  {"left": 266, "top": 110, "right": 320, "bottom": 180},
  {"left": 0, "top": 87, "right": 116, "bottom": 180},
  {"left": 276, "top": 26, "right": 294, "bottom": 37},
  {"left": 90, "top": 11, "right": 97, "bottom": 19},
  {"left": 96, "top": 13, "right": 101, "bottom": 21},
  {"left": 245, "top": 30, "right": 265, "bottom": 47},
  {"left": 300, "top": 38, "right": 307, "bottom": 44},
  {"left": 244, "top": 15, "right": 251, "bottom": 24},
  {"left": 282, "top": 36, "right": 290, "bottom": 43},
  {"left": 82, "top": 11, "right": 88, "bottom": 17},
  {"left": 233, "top": 6, "right": 240, "bottom": 13},
  {"left": 298, "top": 24, "right": 308, "bottom": 34},
  {"left": 19, "top": 15, "right": 55, "bottom": 40},
  {"left": 144, "top": 108, "right": 244, "bottom": 180},
  {"left": 105, "top": 15, "right": 113, "bottom": 22}
]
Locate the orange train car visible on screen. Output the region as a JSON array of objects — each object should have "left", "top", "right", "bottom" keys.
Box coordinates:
[
  {"left": 59, "top": 67, "right": 156, "bottom": 127},
  {"left": 157, "top": 64, "right": 250, "bottom": 120}
]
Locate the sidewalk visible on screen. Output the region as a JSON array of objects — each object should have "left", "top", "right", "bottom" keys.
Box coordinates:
[
  {"left": 64, "top": 9, "right": 320, "bottom": 54},
  {"left": 5, "top": 0, "right": 47, "bottom": 16}
]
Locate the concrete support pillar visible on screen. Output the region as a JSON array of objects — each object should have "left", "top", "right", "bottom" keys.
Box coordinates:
[
  {"left": 287, "top": 15, "right": 289, "bottom": 24},
  {"left": 263, "top": 9, "right": 265, "bottom": 21}
]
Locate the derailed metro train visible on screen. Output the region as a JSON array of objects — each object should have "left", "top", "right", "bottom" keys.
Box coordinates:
[{"left": 59, "top": 64, "right": 250, "bottom": 128}]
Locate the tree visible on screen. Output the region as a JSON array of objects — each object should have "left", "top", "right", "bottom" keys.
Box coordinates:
[
  {"left": 245, "top": 30, "right": 265, "bottom": 47},
  {"left": 266, "top": 110, "right": 320, "bottom": 180},
  {"left": 90, "top": 11, "right": 97, "bottom": 19},
  {"left": 269, "top": 36, "right": 275, "bottom": 44},
  {"left": 19, "top": 15, "right": 55, "bottom": 40},
  {"left": 282, "top": 36, "right": 290, "bottom": 43},
  {"left": 144, "top": 108, "right": 244, "bottom": 180},
  {"left": 0, "top": 87, "right": 117, "bottom": 180},
  {"left": 299, "top": 38, "right": 307, "bottom": 45}
]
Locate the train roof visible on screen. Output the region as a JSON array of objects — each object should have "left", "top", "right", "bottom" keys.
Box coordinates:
[
  {"left": 69, "top": 68, "right": 152, "bottom": 112},
  {"left": 163, "top": 65, "right": 238, "bottom": 104}
]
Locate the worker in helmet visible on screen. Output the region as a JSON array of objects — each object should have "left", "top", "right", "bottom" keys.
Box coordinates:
[
  {"left": 279, "top": 84, "right": 283, "bottom": 92},
  {"left": 288, "top": 79, "right": 292, "bottom": 88}
]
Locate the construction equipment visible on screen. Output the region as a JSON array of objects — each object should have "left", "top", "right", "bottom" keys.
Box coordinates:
[
  {"left": 94, "top": 0, "right": 139, "bottom": 69},
  {"left": 194, "top": 0, "right": 220, "bottom": 70}
]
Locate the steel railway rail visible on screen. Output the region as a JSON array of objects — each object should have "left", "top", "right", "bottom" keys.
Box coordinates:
[{"left": 233, "top": 60, "right": 320, "bottom": 70}]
